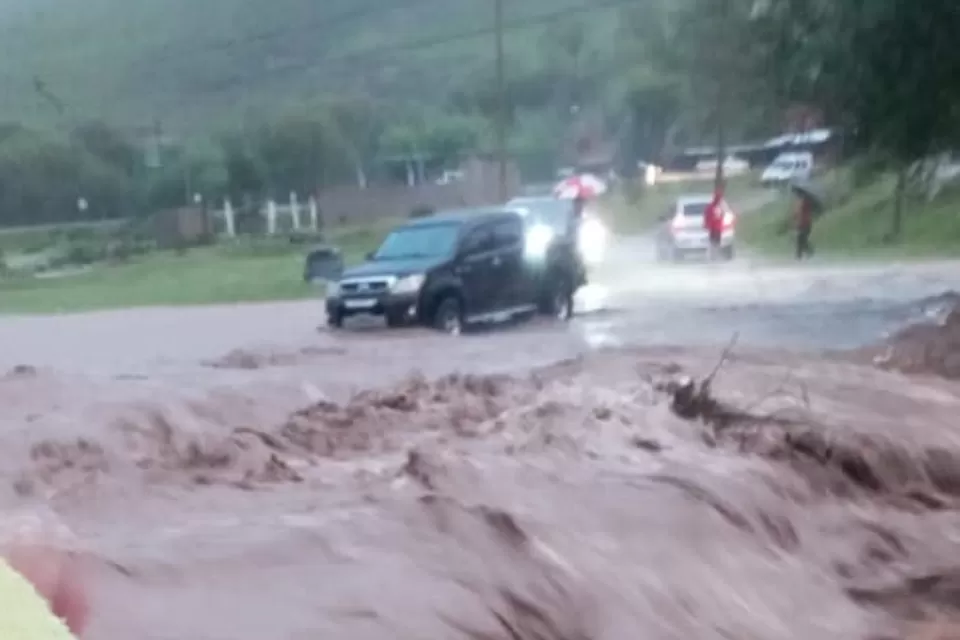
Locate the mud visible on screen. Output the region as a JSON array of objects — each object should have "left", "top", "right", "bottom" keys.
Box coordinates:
[
  {"left": 4, "top": 344, "right": 960, "bottom": 639},
  {"left": 859, "top": 294, "right": 960, "bottom": 379}
]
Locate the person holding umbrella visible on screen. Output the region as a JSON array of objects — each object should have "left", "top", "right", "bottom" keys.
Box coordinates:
[
  {"left": 703, "top": 184, "right": 725, "bottom": 261},
  {"left": 790, "top": 181, "right": 823, "bottom": 260}
]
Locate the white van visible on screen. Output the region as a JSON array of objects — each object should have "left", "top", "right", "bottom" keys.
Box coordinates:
[{"left": 761, "top": 151, "right": 813, "bottom": 186}]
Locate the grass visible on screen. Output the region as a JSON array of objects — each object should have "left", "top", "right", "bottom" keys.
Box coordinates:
[
  {"left": 603, "top": 173, "right": 759, "bottom": 234},
  {"left": 738, "top": 171, "right": 960, "bottom": 260},
  {"left": 0, "top": 219, "right": 397, "bottom": 314}
]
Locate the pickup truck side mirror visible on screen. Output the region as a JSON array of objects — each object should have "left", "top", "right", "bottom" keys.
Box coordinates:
[{"left": 365, "top": 251, "right": 375, "bottom": 260}]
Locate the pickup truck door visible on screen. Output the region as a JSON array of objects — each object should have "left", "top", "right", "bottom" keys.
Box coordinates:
[
  {"left": 490, "top": 217, "right": 527, "bottom": 309},
  {"left": 456, "top": 224, "right": 498, "bottom": 317}
]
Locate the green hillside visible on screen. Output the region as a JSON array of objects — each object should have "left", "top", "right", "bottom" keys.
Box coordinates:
[{"left": 0, "top": 0, "right": 618, "bottom": 131}]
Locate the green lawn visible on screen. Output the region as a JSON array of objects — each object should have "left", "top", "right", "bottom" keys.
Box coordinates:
[
  {"left": 739, "top": 173, "right": 960, "bottom": 260},
  {"left": 0, "top": 220, "right": 396, "bottom": 314}
]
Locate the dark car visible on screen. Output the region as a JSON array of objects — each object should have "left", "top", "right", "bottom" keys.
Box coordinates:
[{"left": 325, "top": 207, "right": 585, "bottom": 333}]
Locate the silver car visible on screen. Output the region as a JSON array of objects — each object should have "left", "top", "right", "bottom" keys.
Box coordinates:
[{"left": 655, "top": 194, "right": 735, "bottom": 261}]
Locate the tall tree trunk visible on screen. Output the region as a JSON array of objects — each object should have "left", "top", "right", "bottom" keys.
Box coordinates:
[
  {"left": 714, "top": 112, "right": 726, "bottom": 192},
  {"left": 891, "top": 165, "right": 907, "bottom": 241}
]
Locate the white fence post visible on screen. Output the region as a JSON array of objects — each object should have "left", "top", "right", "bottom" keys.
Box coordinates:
[
  {"left": 308, "top": 197, "right": 318, "bottom": 230},
  {"left": 223, "top": 199, "right": 236, "bottom": 237},
  {"left": 266, "top": 200, "right": 277, "bottom": 235},
  {"left": 290, "top": 192, "right": 300, "bottom": 230}
]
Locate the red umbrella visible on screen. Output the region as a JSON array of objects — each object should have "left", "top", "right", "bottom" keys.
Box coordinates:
[{"left": 553, "top": 174, "right": 607, "bottom": 199}]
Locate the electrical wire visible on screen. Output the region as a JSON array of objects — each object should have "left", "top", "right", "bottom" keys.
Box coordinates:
[{"left": 123, "top": 0, "right": 647, "bottom": 117}]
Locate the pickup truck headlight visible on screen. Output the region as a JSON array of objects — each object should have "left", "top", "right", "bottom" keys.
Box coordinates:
[
  {"left": 577, "top": 218, "right": 608, "bottom": 263},
  {"left": 325, "top": 281, "right": 340, "bottom": 297},
  {"left": 391, "top": 273, "right": 425, "bottom": 294},
  {"left": 524, "top": 223, "right": 554, "bottom": 260}
]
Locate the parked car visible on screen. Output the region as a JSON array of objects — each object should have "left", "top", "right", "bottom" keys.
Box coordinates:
[
  {"left": 655, "top": 194, "right": 736, "bottom": 261},
  {"left": 507, "top": 196, "right": 609, "bottom": 266},
  {"left": 325, "top": 208, "right": 586, "bottom": 333},
  {"left": 695, "top": 155, "right": 750, "bottom": 176},
  {"left": 761, "top": 151, "right": 813, "bottom": 187}
]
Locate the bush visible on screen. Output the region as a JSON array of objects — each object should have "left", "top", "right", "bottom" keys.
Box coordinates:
[
  {"left": 285, "top": 230, "right": 326, "bottom": 245},
  {"left": 47, "top": 239, "right": 107, "bottom": 267}
]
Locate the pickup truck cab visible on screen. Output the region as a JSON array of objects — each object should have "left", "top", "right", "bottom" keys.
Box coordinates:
[{"left": 325, "top": 208, "right": 585, "bottom": 333}]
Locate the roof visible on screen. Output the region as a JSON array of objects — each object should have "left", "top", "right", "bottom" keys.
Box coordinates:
[
  {"left": 676, "top": 194, "right": 714, "bottom": 204},
  {"left": 507, "top": 196, "right": 556, "bottom": 205}
]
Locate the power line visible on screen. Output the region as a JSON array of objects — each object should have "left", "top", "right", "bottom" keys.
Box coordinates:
[
  {"left": 32, "top": 0, "right": 647, "bottom": 131},
  {"left": 248, "top": 0, "right": 644, "bottom": 75},
  {"left": 495, "top": 0, "right": 507, "bottom": 199},
  {"left": 89, "top": 0, "right": 643, "bottom": 124},
  {"left": 143, "top": 0, "right": 444, "bottom": 66}
]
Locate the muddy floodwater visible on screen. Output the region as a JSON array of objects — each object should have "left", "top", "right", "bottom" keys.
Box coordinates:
[{"left": 4, "top": 248, "right": 960, "bottom": 639}]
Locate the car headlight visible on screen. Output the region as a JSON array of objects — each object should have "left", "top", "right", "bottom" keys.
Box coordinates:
[
  {"left": 578, "top": 218, "right": 607, "bottom": 263},
  {"left": 391, "top": 273, "right": 425, "bottom": 294},
  {"left": 525, "top": 223, "right": 554, "bottom": 260},
  {"left": 326, "top": 281, "right": 340, "bottom": 297}
]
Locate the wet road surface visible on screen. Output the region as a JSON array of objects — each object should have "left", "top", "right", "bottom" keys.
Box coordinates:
[{"left": 2, "top": 232, "right": 960, "bottom": 375}]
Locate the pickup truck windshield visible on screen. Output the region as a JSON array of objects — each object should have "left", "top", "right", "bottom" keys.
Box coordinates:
[
  {"left": 510, "top": 199, "right": 573, "bottom": 234},
  {"left": 374, "top": 223, "right": 459, "bottom": 260}
]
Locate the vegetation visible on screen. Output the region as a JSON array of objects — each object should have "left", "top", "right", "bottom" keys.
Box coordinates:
[
  {"left": 0, "top": 219, "right": 394, "bottom": 313},
  {"left": 740, "top": 176, "right": 960, "bottom": 259},
  {"left": 0, "top": 0, "right": 958, "bottom": 309}
]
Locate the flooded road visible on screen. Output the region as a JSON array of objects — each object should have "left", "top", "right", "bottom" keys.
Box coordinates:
[{"left": 3, "top": 234, "right": 960, "bottom": 639}]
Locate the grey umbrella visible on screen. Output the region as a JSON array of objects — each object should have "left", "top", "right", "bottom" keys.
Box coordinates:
[{"left": 790, "top": 180, "right": 825, "bottom": 212}]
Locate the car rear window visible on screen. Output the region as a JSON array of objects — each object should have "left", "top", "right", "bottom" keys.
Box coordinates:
[{"left": 681, "top": 202, "right": 708, "bottom": 216}]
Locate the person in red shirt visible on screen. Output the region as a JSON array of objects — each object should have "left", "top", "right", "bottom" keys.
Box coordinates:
[{"left": 703, "top": 186, "right": 725, "bottom": 260}]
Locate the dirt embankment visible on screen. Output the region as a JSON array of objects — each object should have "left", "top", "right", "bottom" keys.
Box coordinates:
[
  {"left": 856, "top": 292, "right": 960, "bottom": 380},
  {"left": 4, "top": 341, "right": 960, "bottom": 639}
]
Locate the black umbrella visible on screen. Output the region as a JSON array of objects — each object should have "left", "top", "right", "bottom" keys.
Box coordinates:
[{"left": 790, "top": 180, "right": 825, "bottom": 212}]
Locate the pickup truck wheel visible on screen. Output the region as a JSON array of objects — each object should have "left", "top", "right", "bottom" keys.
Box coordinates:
[
  {"left": 327, "top": 311, "right": 344, "bottom": 329},
  {"left": 542, "top": 278, "right": 573, "bottom": 321},
  {"left": 432, "top": 296, "right": 463, "bottom": 335}
]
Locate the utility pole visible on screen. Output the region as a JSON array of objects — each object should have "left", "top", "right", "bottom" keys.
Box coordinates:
[
  {"left": 494, "top": 0, "right": 507, "bottom": 200},
  {"left": 713, "top": 0, "right": 730, "bottom": 194}
]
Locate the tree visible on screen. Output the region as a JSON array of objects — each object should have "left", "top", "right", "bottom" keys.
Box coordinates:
[
  {"left": 324, "top": 97, "right": 385, "bottom": 188},
  {"left": 755, "top": 0, "right": 960, "bottom": 238},
  {"left": 0, "top": 128, "right": 133, "bottom": 226},
  {"left": 253, "top": 108, "right": 352, "bottom": 197},
  {"left": 69, "top": 121, "right": 140, "bottom": 178}
]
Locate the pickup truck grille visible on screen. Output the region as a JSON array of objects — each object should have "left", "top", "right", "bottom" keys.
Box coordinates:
[{"left": 340, "top": 279, "right": 390, "bottom": 294}]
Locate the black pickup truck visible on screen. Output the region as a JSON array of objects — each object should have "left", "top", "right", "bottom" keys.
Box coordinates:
[{"left": 324, "top": 207, "right": 587, "bottom": 333}]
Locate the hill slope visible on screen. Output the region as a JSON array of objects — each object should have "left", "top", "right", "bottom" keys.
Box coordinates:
[{"left": 0, "top": 0, "right": 617, "bottom": 132}]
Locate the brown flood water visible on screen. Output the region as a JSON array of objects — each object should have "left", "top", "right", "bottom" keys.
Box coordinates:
[{"left": 4, "top": 321, "right": 960, "bottom": 639}]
